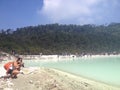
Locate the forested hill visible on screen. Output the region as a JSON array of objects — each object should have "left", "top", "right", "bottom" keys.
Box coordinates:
[{"left": 0, "top": 23, "right": 120, "bottom": 55}]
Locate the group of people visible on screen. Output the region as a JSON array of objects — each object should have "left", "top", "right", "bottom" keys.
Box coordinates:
[{"left": 1, "top": 57, "right": 24, "bottom": 79}]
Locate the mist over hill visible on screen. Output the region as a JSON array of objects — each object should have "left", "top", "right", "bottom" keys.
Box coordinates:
[{"left": 0, "top": 23, "right": 120, "bottom": 55}]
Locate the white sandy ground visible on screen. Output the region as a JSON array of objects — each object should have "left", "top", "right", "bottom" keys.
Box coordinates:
[
  {"left": 0, "top": 65, "right": 6, "bottom": 77},
  {"left": 0, "top": 67, "right": 120, "bottom": 90}
]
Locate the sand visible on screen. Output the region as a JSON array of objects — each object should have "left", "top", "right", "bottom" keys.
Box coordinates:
[{"left": 0, "top": 67, "right": 120, "bottom": 90}]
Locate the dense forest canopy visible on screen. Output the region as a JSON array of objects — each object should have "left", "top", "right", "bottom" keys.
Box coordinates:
[{"left": 0, "top": 23, "right": 120, "bottom": 55}]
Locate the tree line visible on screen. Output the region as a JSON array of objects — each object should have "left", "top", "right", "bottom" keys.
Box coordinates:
[{"left": 0, "top": 23, "right": 120, "bottom": 55}]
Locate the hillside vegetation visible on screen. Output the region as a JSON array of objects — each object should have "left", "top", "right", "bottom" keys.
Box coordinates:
[{"left": 0, "top": 23, "right": 120, "bottom": 55}]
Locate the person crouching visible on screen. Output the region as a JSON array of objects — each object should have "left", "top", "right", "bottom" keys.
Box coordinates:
[{"left": 3, "top": 57, "right": 24, "bottom": 79}]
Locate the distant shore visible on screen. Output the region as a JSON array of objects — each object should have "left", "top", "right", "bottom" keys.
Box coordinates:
[
  {"left": 18, "top": 54, "right": 120, "bottom": 61},
  {"left": 1, "top": 51, "right": 120, "bottom": 61}
]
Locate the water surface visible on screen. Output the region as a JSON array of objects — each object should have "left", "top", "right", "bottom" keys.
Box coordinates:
[{"left": 24, "top": 55, "right": 120, "bottom": 87}]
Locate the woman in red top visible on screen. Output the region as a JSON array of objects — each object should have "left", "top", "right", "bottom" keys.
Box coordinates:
[
  {"left": 3, "top": 57, "right": 24, "bottom": 79},
  {"left": 4, "top": 61, "right": 14, "bottom": 75}
]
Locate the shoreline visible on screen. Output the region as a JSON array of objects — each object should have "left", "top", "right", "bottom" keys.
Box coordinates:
[
  {"left": 51, "top": 67, "right": 120, "bottom": 88},
  {"left": 0, "top": 67, "right": 120, "bottom": 90},
  {"left": 50, "top": 68, "right": 120, "bottom": 90},
  {"left": 12, "top": 67, "right": 120, "bottom": 90}
]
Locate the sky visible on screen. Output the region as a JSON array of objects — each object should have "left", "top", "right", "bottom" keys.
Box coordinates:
[{"left": 0, "top": 0, "right": 120, "bottom": 29}]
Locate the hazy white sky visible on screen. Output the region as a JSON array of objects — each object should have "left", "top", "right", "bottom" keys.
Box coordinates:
[{"left": 40, "top": 0, "right": 120, "bottom": 24}]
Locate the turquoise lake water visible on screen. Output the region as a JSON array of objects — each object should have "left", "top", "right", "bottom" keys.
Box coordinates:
[{"left": 23, "top": 55, "right": 120, "bottom": 87}]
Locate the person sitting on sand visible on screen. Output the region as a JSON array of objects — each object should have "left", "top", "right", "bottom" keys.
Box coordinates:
[{"left": 2, "top": 57, "right": 24, "bottom": 79}]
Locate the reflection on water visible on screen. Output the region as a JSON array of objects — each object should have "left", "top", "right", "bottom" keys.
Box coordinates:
[{"left": 24, "top": 56, "right": 120, "bottom": 87}]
